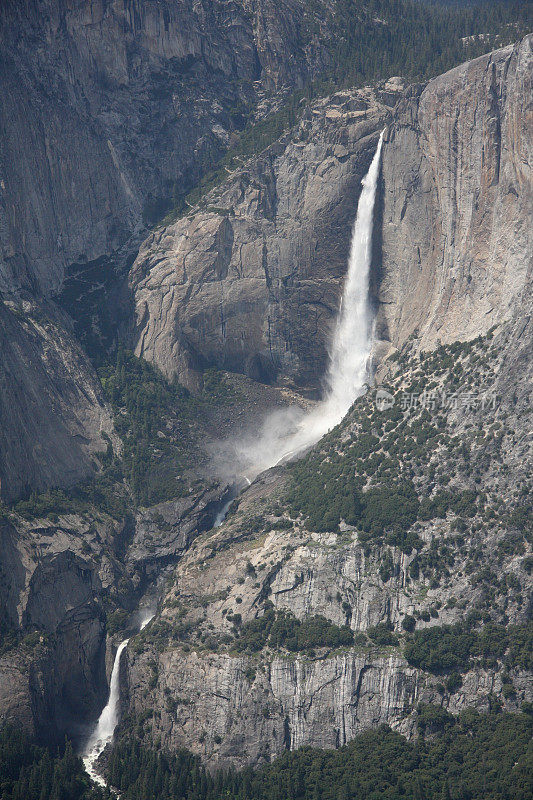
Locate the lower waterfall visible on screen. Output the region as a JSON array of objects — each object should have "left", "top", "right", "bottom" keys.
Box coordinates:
[{"left": 82, "top": 611, "right": 154, "bottom": 785}]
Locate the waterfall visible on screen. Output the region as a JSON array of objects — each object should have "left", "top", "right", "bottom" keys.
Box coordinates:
[
  {"left": 323, "top": 130, "right": 384, "bottom": 422},
  {"left": 82, "top": 611, "right": 154, "bottom": 786},
  {"left": 224, "top": 131, "right": 384, "bottom": 479}
]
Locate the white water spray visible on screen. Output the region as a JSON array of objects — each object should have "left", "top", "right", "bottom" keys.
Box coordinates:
[
  {"left": 82, "top": 611, "right": 154, "bottom": 786},
  {"left": 220, "top": 131, "right": 384, "bottom": 479}
]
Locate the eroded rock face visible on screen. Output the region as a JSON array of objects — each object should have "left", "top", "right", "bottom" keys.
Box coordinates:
[
  {"left": 128, "top": 647, "right": 421, "bottom": 768},
  {"left": 131, "top": 90, "right": 394, "bottom": 390}
]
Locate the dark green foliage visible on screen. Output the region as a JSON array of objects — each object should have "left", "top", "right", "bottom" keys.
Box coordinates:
[
  {"left": 446, "top": 672, "right": 463, "bottom": 693},
  {"left": 367, "top": 623, "right": 399, "bottom": 647},
  {"left": 107, "top": 711, "right": 533, "bottom": 800},
  {"left": 416, "top": 703, "right": 455, "bottom": 734},
  {"left": 232, "top": 609, "right": 354, "bottom": 654},
  {"left": 359, "top": 482, "right": 420, "bottom": 541},
  {"left": 12, "top": 470, "right": 130, "bottom": 521},
  {"left": 419, "top": 489, "right": 479, "bottom": 520},
  {"left": 402, "top": 614, "right": 417, "bottom": 633},
  {"left": 405, "top": 623, "right": 477, "bottom": 673},
  {"left": 0, "top": 725, "right": 107, "bottom": 800},
  {"left": 201, "top": 368, "right": 242, "bottom": 404},
  {"left": 327, "top": 0, "right": 532, "bottom": 88},
  {"left": 106, "top": 609, "right": 130, "bottom": 636},
  {"left": 0, "top": 603, "right": 18, "bottom": 657},
  {"left": 287, "top": 455, "right": 421, "bottom": 550},
  {"left": 98, "top": 349, "right": 198, "bottom": 506},
  {"left": 405, "top": 620, "right": 533, "bottom": 674}
]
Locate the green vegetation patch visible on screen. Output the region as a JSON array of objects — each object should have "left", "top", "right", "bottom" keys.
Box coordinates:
[
  {"left": 285, "top": 331, "right": 529, "bottom": 569},
  {"left": 231, "top": 608, "right": 354, "bottom": 654},
  {"left": 405, "top": 620, "right": 532, "bottom": 674},
  {"left": 98, "top": 348, "right": 201, "bottom": 506}
]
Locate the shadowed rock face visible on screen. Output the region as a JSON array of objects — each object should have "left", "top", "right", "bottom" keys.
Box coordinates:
[
  {"left": 0, "top": 520, "right": 108, "bottom": 741},
  {"left": 130, "top": 37, "right": 532, "bottom": 391},
  {"left": 0, "top": 0, "right": 334, "bottom": 298},
  {"left": 0, "top": 299, "right": 114, "bottom": 502}
]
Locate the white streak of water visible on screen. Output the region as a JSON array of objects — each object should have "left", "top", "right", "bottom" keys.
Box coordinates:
[
  {"left": 82, "top": 639, "right": 129, "bottom": 786},
  {"left": 225, "top": 131, "right": 384, "bottom": 479},
  {"left": 82, "top": 610, "right": 154, "bottom": 785}
]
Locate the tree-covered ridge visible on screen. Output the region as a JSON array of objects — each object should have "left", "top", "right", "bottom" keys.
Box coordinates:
[
  {"left": 106, "top": 710, "right": 533, "bottom": 800},
  {"left": 325, "top": 0, "right": 531, "bottom": 88},
  {"left": 0, "top": 725, "right": 108, "bottom": 800}
]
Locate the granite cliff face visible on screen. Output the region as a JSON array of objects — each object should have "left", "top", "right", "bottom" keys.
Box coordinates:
[
  {"left": 131, "top": 37, "right": 532, "bottom": 391},
  {"left": 130, "top": 87, "right": 396, "bottom": 390},
  {"left": 0, "top": 0, "right": 334, "bottom": 298},
  {"left": 0, "top": 512, "right": 116, "bottom": 739},
  {"left": 376, "top": 34, "right": 532, "bottom": 356}
]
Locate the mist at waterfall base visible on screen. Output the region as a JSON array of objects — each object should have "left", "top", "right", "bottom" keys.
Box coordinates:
[
  {"left": 213, "top": 132, "right": 384, "bottom": 483},
  {"left": 81, "top": 609, "right": 155, "bottom": 786}
]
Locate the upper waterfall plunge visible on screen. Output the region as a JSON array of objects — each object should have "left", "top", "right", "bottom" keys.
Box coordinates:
[{"left": 215, "top": 131, "right": 384, "bottom": 481}]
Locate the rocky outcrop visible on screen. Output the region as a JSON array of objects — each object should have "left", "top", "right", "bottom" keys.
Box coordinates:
[
  {"left": 127, "top": 644, "right": 532, "bottom": 769},
  {"left": 0, "top": 298, "right": 114, "bottom": 502},
  {"left": 128, "top": 647, "right": 421, "bottom": 768}
]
